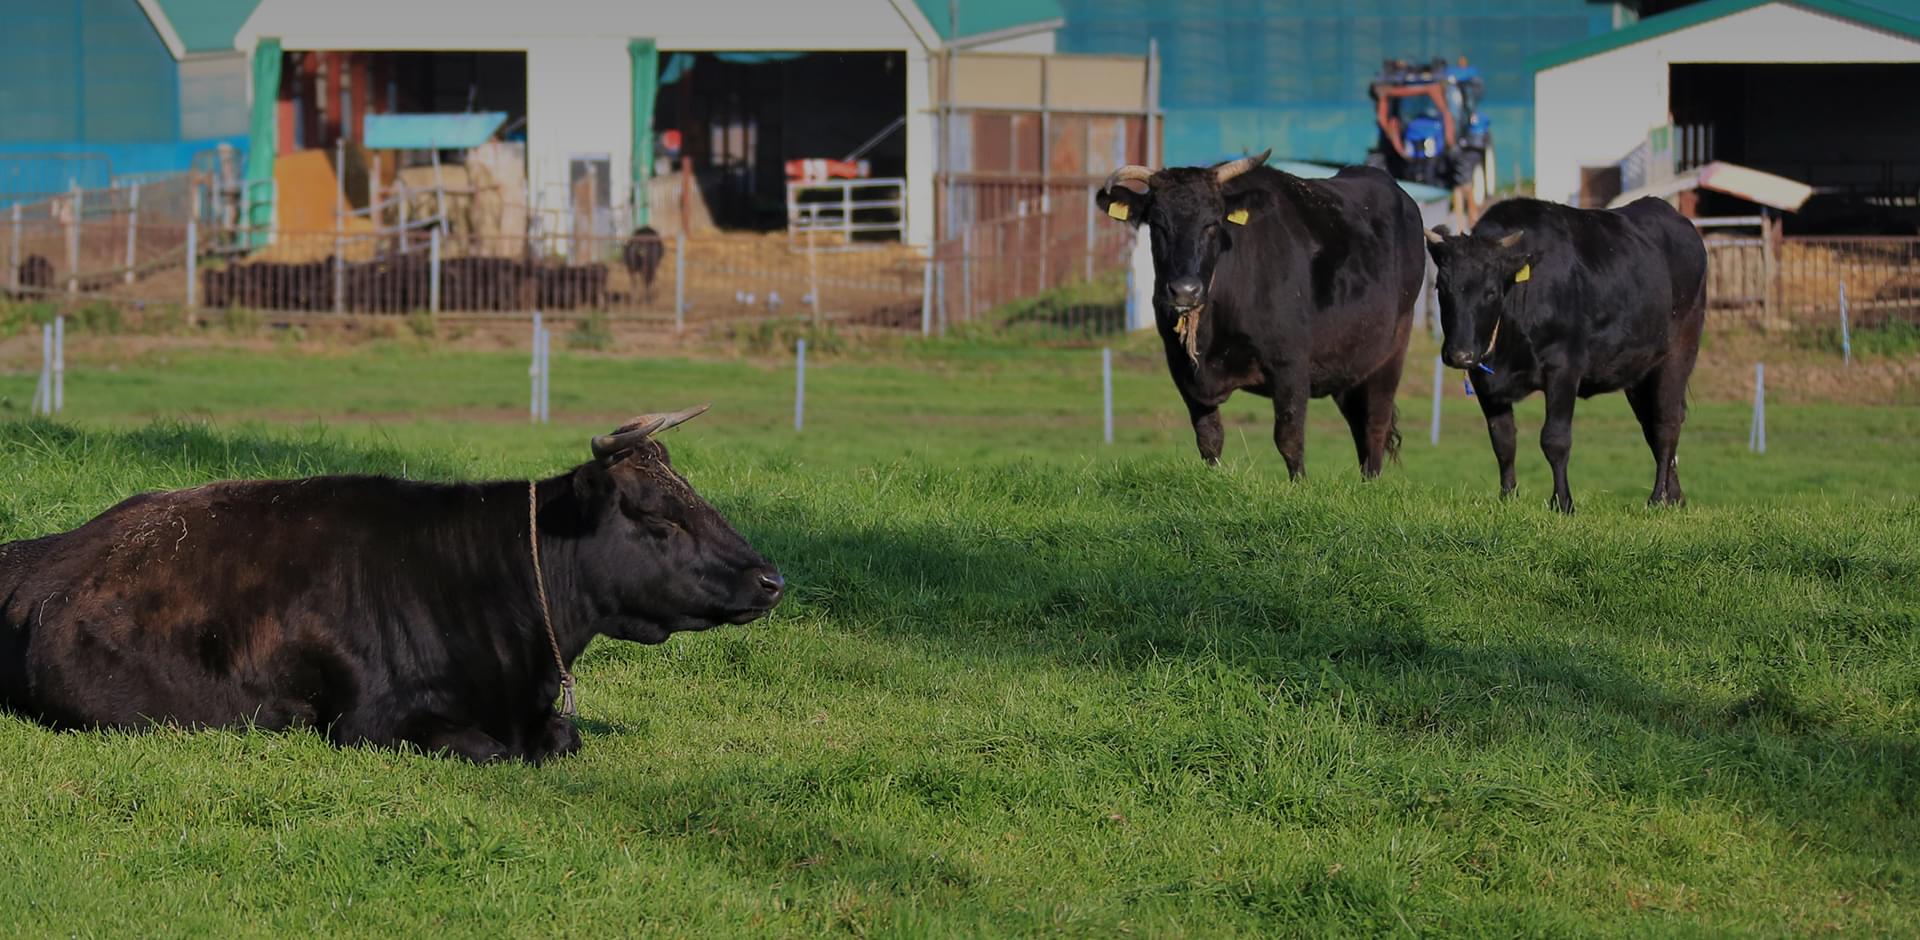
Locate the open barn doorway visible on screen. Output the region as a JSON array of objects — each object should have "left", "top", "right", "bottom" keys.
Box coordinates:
[
  {"left": 651, "top": 52, "right": 907, "bottom": 236},
  {"left": 1670, "top": 62, "right": 1920, "bottom": 234}
]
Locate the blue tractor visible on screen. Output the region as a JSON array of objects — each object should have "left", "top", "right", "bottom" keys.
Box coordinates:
[{"left": 1366, "top": 57, "right": 1496, "bottom": 216}]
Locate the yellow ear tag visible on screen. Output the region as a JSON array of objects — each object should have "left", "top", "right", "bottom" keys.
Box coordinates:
[
  {"left": 1107, "top": 202, "right": 1130, "bottom": 221},
  {"left": 1514, "top": 263, "right": 1531, "bottom": 284},
  {"left": 1226, "top": 208, "right": 1249, "bottom": 226}
]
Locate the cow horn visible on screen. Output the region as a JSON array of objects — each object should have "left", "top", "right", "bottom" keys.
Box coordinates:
[
  {"left": 1424, "top": 228, "right": 1447, "bottom": 246},
  {"left": 1213, "top": 149, "right": 1271, "bottom": 185},
  {"left": 591, "top": 403, "right": 712, "bottom": 459},
  {"left": 1496, "top": 230, "right": 1525, "bottom": 249},
  {"left": 1103, "top": 165, "right": 1155, "bottom": 194}
]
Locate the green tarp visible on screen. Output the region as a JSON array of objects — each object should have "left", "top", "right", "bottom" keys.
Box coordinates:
[
  {"left": 629, "top": 38, "right": 657, "bottom": 227},
  {"left": 245, "top": 37, "right": 280, "bottom": 246}
]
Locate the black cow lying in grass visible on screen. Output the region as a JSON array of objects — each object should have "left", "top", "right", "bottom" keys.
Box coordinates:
[
  {"left": 0, "top": 406, "right": 784, "bottom": 763},
  {"left": 1098, "top": 151, "right": 1423, "bottom": 478},
  {"left": 1425, "top": 197, "right": 1709, "bottom": 512}
]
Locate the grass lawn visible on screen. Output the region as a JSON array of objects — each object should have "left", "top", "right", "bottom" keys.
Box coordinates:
[{"left": 1, "top": 337, "right": 1916, "bottom": 936}]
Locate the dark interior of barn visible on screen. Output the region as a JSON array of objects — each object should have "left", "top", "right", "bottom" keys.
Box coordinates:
[
  {"left": 652, "top": 51, "right": 907, "bottom": 230},
  {"left": 1670, "top": 62, "right": 1920, "bottom": 234}
]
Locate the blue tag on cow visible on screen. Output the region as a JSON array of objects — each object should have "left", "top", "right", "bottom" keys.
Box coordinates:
[{"left": 1464, "top": 377, "right": 1474, "bottom": 396}]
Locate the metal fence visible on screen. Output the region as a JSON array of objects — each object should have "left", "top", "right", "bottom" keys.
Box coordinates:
[
  {"left": 0, "top": 173, "right": 1141, "bottom": 340},
  {"left": 1705, "top": 235, "right": 1920, "bottom": 330}
]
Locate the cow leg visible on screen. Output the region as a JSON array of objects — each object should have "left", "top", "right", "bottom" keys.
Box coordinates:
[
  {"left": 1272, "top": 385, "right": 1308, "bottom": 480},
  {"left": 526, "top": 710, "right": 582, "bottom": 764},
  {"left": 1540, "top": 374, "right": 1579, "bottom": 514},
  {"left": 1478, "top": 399, "right": 1519, "bottom": 498},
  {"left": 1340, "top": 355, "right": 1407, "bottom": 479},
  {"left": 1626, "top": 361, "right": 1691, "bottom": 507},
  {"left": 412, "top": 721, "right": 516, "bottom": 763},
  {"left": 1186, "top": 399, "right": 1225, "bottom": 465}
]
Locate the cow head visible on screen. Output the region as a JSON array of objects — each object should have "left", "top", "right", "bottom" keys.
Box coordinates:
[
  {"left": 1096, "top": 150, "right": 1272, "bottom": 314},
  {"left": 564, "top": 405, "right": 783, "bottom": 643},
  {"left": 1424, "top": 227, "right": 1536, "bottom": 370}
]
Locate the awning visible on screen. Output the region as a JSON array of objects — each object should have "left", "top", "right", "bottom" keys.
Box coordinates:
[
  {"left": 1607, "top": 161, "right": 1813, "bottom": 213},
  {"left": 363, "top": 112, "right": 510, "bottom": 151}
]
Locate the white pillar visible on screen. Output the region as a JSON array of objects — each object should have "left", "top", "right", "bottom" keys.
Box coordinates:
[
  {"left": 1126, "top": 225, "right": 1154, "bottom": 331},
  {"left": 904, "top": 50, "right": 936, "bottom": 248}
]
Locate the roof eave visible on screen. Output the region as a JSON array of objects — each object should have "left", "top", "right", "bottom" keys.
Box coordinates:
[{"left": 1529, "top": 0, "right": 1920, "bottom": 74}]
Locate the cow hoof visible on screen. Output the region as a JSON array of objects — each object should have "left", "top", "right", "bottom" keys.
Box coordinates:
[{"left": 537, "top": 716, "right": 582, "bottom": 762}]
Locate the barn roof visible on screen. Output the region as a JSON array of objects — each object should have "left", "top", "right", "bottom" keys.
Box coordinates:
[
  {"left": 910, "top": 0, "right": 1065, "bottom": 44},
  {"left": 1528, "top": 0, "right": 1920, "bottom": 73},
  {"left": 139, "top": 0, "right": 261, "bottom": 57}
]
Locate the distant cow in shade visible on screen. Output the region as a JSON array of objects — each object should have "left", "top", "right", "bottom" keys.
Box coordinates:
[
  {"left": 0, "top": 406, "right": 784, "bottom": 763},
  {"left": 1425, "top": 196, "right": 1708, "bottom": 512},
  {"left": 621, "top": 226, "right": 666, "bottom": 305}
]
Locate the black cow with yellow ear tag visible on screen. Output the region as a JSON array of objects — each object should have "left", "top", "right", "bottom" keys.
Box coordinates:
[
  {"left": 1096, "top": 151, "right": 1424, "bottom": 480},
  {"left": 1424, "top": 196, "right": 1709, "bottom": 512}
]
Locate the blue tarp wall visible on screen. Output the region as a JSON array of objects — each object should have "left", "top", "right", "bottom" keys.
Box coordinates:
[{"left": 1056, "top": 0, "right": 1632, "bottom": 181}]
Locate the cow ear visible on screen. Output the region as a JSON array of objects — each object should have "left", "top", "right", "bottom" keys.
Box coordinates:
[
  {"left": 1223, "top": 188, "right": 1272, "bottom": 225},
  {"left": 573, "top": 460, "right": 614, "bottom": 507},
  {"left": 1095, "top": 185, "right": 1146, "bottom": 226}
]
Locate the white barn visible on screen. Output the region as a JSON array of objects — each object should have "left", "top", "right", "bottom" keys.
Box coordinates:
[
  {"left": 232, "top": 0, "right": 1080, "bottom": 247},
  {"left": 1531, "top": 0, "right": 1920, "bottom": 228}
]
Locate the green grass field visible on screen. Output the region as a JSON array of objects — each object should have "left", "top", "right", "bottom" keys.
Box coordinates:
[{"left": 1, "top": 338, "right": 1916, "bottom": 936}]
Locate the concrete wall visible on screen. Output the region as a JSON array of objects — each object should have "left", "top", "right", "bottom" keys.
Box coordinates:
[
  {"left": 180, "top": 53, "right": 248, "bottom": 139},
  {"left": 1534, "top": 2, "right": 1920, "bottom": 205}
]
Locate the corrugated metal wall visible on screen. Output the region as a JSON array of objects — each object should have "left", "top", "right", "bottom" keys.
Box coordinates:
[
  {"left": 1057, "top": 0, "right": 1630, "bottom": 181},
  {"left": 0, "top": 0, "right": 180, "bottom": 145}
]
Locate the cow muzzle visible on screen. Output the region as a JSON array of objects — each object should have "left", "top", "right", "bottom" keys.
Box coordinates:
[{"left": 1166, "top": 276, "right": 1205, "bottom": 311}]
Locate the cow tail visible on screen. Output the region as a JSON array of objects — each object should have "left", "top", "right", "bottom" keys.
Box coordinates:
[{"left": 1385, "top": 403, "right": 1402, "bottom": 466}]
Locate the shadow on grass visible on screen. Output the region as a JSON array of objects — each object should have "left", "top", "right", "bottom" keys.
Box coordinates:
[{"left": 726, "top": 493, "right": 1919, "bottom": 865}]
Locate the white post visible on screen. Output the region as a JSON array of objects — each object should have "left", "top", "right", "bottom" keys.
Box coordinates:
[
  {"left": 53, "top": 316, "right": 64, "bottom": 414},
  {"left": 185, "top": 217, "right": 198, "bottom": 307},
  {"left": 673, "top": 234, "right": 687, "bottom": 332},
  {"left": 1084, "top": 184, "right": 1096, "bottom": 283},
  {"left": 8, "top": 203, "right": 20, "bottom": 295},
  {"left": 1749, "top": 362, "right": 1766, "bottom": 454},
  {"left": 530, "top": 312, "right": 544, "bottom": 424},
  {"left": 1126, "top": 224, "right": 1154, "bottom": 331},
  {"left": 807, "top": 226, "right": 821, "bottom": 324},
  {"left": 429, "top": 227, "right": 442, "bottom": 314},
  {"left": 794, "top": 339, "right": 807, "bottom": 432},
  {"left": 123, "top": 183, "right": 139, "bottom": 285},
  {"left": 35, "top": 323, "right": 53, "bottom": 416},
  {"left": 65, "top": 179, "right": 81, "bottom": 295},
  {"left": 920, "top": 255, "right": 934, "bottom": 337},
  {"left": 1430, "top": 356, "right": 1444, "bottom": 445},
  {"left": 960, "top": 227, "right": 973, "bottom": 322},
  {"left": 1101, "top": 347, "right": 1114, "bottom": 445},
  {"left": 540, "top": 326, "right": 551, "bottom": 424},
  {"left": 1838, "top": 279, "right": 1852, "bottom": 366}
]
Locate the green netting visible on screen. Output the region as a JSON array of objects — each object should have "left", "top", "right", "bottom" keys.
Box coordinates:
[
  {"left": 245, "top": 36, "right": 279, "bottom": 244},
  {"left": 1056, "top": 0, "right": 1627, "bottom": 181},
  {"left": 630, "top": 38, "right": 657, "bottom": 227}
]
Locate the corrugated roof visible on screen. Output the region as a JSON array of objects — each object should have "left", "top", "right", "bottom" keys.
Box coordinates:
[
  {"left": 911, "top": 0, "right": 1064, "bottom": 41},
  {"left": 1528, "top": 0, "right": 1920, "bottom": 73},
  {"left": 153, "top": 0, "right": 260, "bottom": 54},
  {"left": 363, "top": 112, "right": 508, "bottom": 150}
]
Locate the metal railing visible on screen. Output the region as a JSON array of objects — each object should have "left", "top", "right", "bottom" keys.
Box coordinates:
[{"left": 786, "top": 177, "right": 907, "bottom": 249}]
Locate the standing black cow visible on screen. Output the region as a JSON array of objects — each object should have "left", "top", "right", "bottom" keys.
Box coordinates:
[
  {"left": 622, "top": 226, "right": 666, "bottom": 305},
  {"left": 0, "top": 406, "right": 784, "bottom": 763},
  {"left": 1424, "top": 196, "right": 1708, "bottom": 512},
  {"left": 1097, "top": 152, "right": 1423, "bottom": 477}
]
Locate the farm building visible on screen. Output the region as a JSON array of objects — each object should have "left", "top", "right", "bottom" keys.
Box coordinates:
[
  {"left": 1532, "top": 0, "right": 1920, "bottom": 231},
  {"left": 0, "top": 0, "right": 255, "bottom": 200},
  {"left": 230, "top": 0, "right": 1162, "bottom": 248}
]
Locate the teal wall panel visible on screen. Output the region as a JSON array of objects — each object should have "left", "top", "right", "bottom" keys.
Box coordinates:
[{"left": 1059, "top": 0, "right": 1626, "bottom": 181}]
